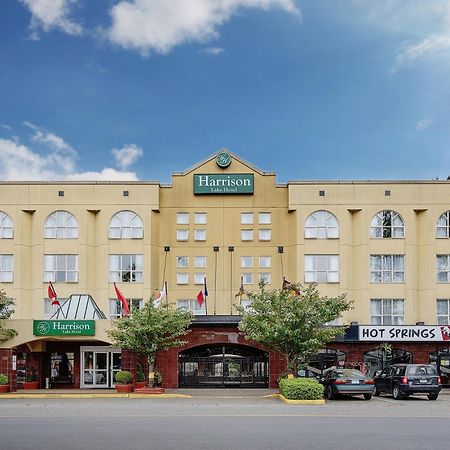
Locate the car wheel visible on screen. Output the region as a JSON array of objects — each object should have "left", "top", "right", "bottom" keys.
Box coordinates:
[
  {"left": 392, "top": 385, "right": 403, "bottom": 400},
  {"left": 374, "top": 387, "right": 381, "bottom": 397},
  {"left": 428, "top": 393, "right": 438, "bottom": 401},
  {"left": 326, "top": 386, "right": 335, "bottom": 400},
  {"left": 363, "top": 393, "right": 372, "bottom": 400}
]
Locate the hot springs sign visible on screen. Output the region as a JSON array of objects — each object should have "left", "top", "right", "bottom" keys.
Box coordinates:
[
  {"left": 194, "top": 173, "right": 254, "bottom": 194},
  {"left": 33, "top": 320, "right": 95, "bottom": 336},
  {"left": 359, "top": 325, "right": 450, "bottom": 342}
]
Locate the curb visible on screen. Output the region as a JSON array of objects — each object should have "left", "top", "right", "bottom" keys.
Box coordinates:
[
  {"left": 272, "top": 394, "right": 326, "bottom": 405},
  {"left": 0, "top": 393, "right": 192, "bottom": 399}
]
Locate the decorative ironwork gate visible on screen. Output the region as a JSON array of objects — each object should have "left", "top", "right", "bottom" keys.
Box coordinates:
[{"left": 179, "top": 344, "right": 269, "bottom": 388}]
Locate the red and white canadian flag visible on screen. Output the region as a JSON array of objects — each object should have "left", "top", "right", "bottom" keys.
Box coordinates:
[
  {"left": 48, "top": 281, "right": 60, "bottom": 307},
  {"left": 114, "top": 282, "right": 130, "bottom": 317}
]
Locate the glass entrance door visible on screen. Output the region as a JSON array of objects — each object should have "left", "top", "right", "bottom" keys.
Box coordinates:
[{"left": 81, "top": 347, "right": 121, "bottom": 388}]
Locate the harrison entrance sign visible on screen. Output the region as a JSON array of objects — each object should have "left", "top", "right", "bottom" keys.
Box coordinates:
[
  {"left": 33, "top": 320, "right": 95, "bottom": 336},
  {"left": 194, "top": 173, "right": 254, "bottom": 194},
  {"left": 359, "top": 325, "right": 450, "bottom": 342}
]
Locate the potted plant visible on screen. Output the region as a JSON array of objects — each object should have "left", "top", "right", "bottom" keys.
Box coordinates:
[
  {"left": 0, "top": 373, "right": 8, "bottom": 393},
  {"left": 23, "top": 367, "right": 39, "bottom": 389},
  {"left": 115, "top": 370, "right": 133, "bottom": 393},
  {"left": 135, "top": 364, "right": 147, "bottom": 389}
]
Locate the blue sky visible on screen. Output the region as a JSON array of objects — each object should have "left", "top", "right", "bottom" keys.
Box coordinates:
[{"left": 1, "top": 0, "right": 450, "bottom": 183}]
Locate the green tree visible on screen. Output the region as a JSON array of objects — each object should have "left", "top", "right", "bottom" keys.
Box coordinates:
[
  {"left": 0, "top": 289, "right": 17, "bottom": 343},
  {"left": 107, "top": 301, "right": 192, "bottom": 384},
  {"left": 238, "top": 282, "right": 353, "bottom": 376}
]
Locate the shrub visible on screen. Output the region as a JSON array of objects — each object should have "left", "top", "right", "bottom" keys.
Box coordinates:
[
  {"left": 26, "top": 367, "right": 37, "bottom": 382},
  {"left": 136, "top": 364, "right": 145, "bottom": 382},
  {"left": 115, "top": 370, "right": 133, "bottom": 385},
  {"left": 279, "top": 377, "right": 324, "bottom": 400},
  {"left": 0, "top": 373, "right": 8, "bottom": 385}
]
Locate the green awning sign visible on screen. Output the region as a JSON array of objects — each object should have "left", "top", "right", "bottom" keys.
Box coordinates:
[
  {"left": 33, "top": 320, "right": 95, "bottom": 336},
  {"left": 194, "top": 173, "right": 254, "bottom": 194}
]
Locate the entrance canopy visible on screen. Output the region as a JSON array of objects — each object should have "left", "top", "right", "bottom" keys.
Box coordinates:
[{"left": 51, "top": 295, "right": 107, "bottom": 320}]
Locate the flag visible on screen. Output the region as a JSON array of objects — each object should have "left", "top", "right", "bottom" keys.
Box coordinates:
[
  {"left": 153, "top": 282, "right": 167, "bottom": 307},
  {"left": 282, "top": 277, "right": 301, "bottom": 296},
  {"left": 48, "top": 281, "right": 60, "bottom": 307},
  {"left": 282, "top": 277, "right": 291, "bottom": 290},
  {"left": 235, "top": 277, "right": 245, "bottom": 299},
  {"left": 196, "top": 278, "right": 208, "bottom": 307},
  {"left": 114, "top": 282, "right": 130, "bottom": 316}
]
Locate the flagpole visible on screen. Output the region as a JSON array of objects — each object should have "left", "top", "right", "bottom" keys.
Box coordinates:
[
  {"left": 204, "top": 277, "right": 208, "bottom": 315},
  {"left": 165, "top": 281, "right": 168, "bottom": 306}
]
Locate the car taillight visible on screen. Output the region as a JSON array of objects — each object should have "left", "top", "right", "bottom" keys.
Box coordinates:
[
  {"left": 364, "top": 379, "right": 374, "bottom": 384},
  {"left": 402, "top": 376, "right": 408, "bottom": 385},
  {"left": 438, "top": 376, "right": 441, "bottom": 384},
  {"left": 333, "top": 379, "right": 346, "bottom": 384}
]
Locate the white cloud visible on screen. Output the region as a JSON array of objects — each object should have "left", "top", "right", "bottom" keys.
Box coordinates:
[
  {"left": 200, "top": 47, "right": 225, "bottom": 55},
  {"left": 416, "top": 117, "right": 434, "bottom": 131},
  {"left": 106, "top": 0, "right": 300, "bottom": 55},
  {"left": 112, "top": 144, "right": 144, "bottom": 170},
  {"left": 20, "top": 0, "right": 83, "bottom": 39},
  {"left": 0, "top": 125, "right": 141, "bottom": 181}
]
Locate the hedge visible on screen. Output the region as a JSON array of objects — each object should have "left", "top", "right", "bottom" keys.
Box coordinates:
[{"left": 279, "top": 377, "right": 324, "bottom": 400}]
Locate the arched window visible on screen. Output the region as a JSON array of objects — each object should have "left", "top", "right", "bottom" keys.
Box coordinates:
[
  {"left": 44, "top": 211, "right": 78, "bottom": 239},
  {"left": 109, "top": 211, "right": 143, "bottom": 239},
  {"left": 370, "top": 210, "right": 404, "bottom": 238},
  {"left": 0, "top": 211, "right": 13, "bottom": 238},
  {"left": 436, "top": 211, "right": 450, "bottom": 238},
  {"left": 305, "top": 210, "right": 339, "bottom": 239}
]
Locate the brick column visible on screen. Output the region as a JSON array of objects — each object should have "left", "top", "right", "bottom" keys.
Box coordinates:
[{"left": 0, "top": 349, "right": 16, "bottom": 392}]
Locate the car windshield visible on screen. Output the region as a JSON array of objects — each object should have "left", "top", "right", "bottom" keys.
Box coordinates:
[
  {"left": 334, "top": 369, "right": 364, "bottom": 378},
  {"left": 407, "top": 366, "right": 437, "bottom": 376}
]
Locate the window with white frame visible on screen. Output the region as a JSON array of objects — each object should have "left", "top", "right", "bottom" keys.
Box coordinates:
[
  {"left": 177, "top": 229, "right": 189, "bottom": 241},
  {"left": 259, "top": 212, "right": 271, "bottom": 225},
  {"left": 109, "top": 298, "right": 143, "bottom": 319},
  {"left": 0, "top": 255, "right": 13, "bottom": 282},
  {"left": 177, "top": 213, "right": 189, "bottom": 224},
  {"left": 176, "top": 256, "right": 189, "bottom": 268},
  {"left": 194, "top": 256, "right": 206, "bottom": 268},
  {"left": 370, "top": 210, "right": 404, "bottom": 238},
  {"left": 0, "top": 211, "right": 13, "bottom": 238},
  {"left": 258, "top": 272, "right": 271, "bottom": 284},
  {"left": 44, "top": 254, "right": 78, "bottom": 282},
  {"left": 44, "top": 211, "right": 78, "bottom": 239},
  {"left": 241, "top": 213, "right": 253, "bottom": 225},
  {"left": 305, "top": 210, "right": 339, "bottom": 239},
  {"left": 304, "top": 255, "right": 339, "bottom": 283},
  {"left": 194, "top": 213, "right": 207, "bottom": 225},
  {"left": 177, "top": 299, "right": 206, "bottom": 315},
  {"left": 258, "top": 229, "right": 271, "bottom": 241},
  {"left": 242, "top": 273, "right": 253, "bottom": 284},
  {"left": 259, "top": 256, "right": 271, "bottom": 268},
  {"left": 241, "top": 256, "right": 253, "bottom": 268},
  {"left": 108, "top": 254, "right": 143, "bottom": 282},
  {"left": 436, "top": 211, "right": 450, "bottom": 238},
  {"left": 437, "top": 255, "right": 450, "bottom": 282},
  {"left": 194, "top": 229, "right": 206, "bottom": 241},
  {"left": 241, "top": 229, "right": 253, "bottom": 241},
  {"left": 177, "top": 273, "right": 189, "bottom": 284},
  {"left": 437, "top": 299, "right": 450, "bottom": 325},
  {"left": 371, "top": 299, "right": 404, "bottom": 325},
  {"left": 194, "top": 272, "right": 206, "bottom": 284},
  {"left": 108, "top": 210, "right": 143, "bottom": 239},
  {"left": 44, "top": 298, "right": 67, "bottom": 319},
  {"left": 370, "top": 255, "right": 405, "bottom": 283}
]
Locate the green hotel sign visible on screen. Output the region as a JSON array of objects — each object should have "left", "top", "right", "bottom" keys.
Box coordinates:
[
  {"left": 33, "top": 320, "right": 95, "bottom": 336},
  {"left": 194, "top": 173, "right": 254, "bottom": 194}
]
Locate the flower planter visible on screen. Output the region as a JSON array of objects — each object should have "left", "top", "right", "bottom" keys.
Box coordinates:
[
  {"left": 0, "top": 385, "right": 9, "bottom": 393},
  {"left": 135, "top": 381, "right": 147, "bottom": 389},
  {"left": 23, "top": 381, "right": 39, "bottom": 390},
  {"left": 116, "top": 384, "right": 133, "bottom": 393}
]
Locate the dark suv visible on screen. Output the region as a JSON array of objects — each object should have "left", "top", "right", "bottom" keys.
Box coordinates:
[{"left": 374, "top": 364, "right": 441, "bottom": 400}]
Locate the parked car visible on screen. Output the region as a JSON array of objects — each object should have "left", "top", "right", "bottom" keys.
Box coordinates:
[
  {"left": 321, "top": 369, "right": 375, "bottom": 400},
  {"left": 374, "top": 364, "right": 441, "bottom": 400}
]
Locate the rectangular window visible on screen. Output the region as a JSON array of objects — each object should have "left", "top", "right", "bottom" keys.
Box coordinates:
[
  {"left": 194, "top": 272, "right": 207, "bottom": 284},
  {"left": 370, "top": 255, "right": 405, "bottom": 283},
  {"left": 177, "top": 299, "right": 206, "bottom": 315},
  {"left": 241, "top": 298, "right": 253, "bottom": 311},
  {"left": 304, "top": 255, "right": 339, "bottom": 283},
  {"left": 177, "top": 229, "right": 189, "bottom": 241},
  {"left": 176, "top": 213, "right": 189, "bottom": 224},
  {"left": 258, "top": 272, "right": 271, "bottom": 284},
  {"left": 194, "top": 213, "right": 207, "bottom": 225},
  {"left": 194, "top": 256, "right": 206, "bottom": 268},
  {"left": 241, "top": 256, "right": 253, "bottom": 268},
  {"left": 177, "top": 273, "right": 189, "bottom": 284},
  {"left": 241, "top": 213, "right": 253, "bottom": 225},
  {"left": 44, "top": 298, "right": 68, "bottom": 319},
  {"left": 371, "top": 299, "right": 405, "bottom": 325},
  {"left": 258, "top": 229, "right": 271, "bottom": 241},
  {"left": 437, "top": 299, "right": 450, "bottom": 325},
  {"left": 258, "top": 212, "right": 271, "bottom": 225},
  {"left": 0, "top": 254, "right": 13, "bottom": 282},
  {"left": 176, "top": 256, "right": 189, "bottom": 268},
  {"left": 109, "top": 298, "right": 143, "bottom": 319},
  {"left": 108, "top": 254, "right": 143, "bottom": 283},
  {"left": 241, "top": 230, "right": 253, "bottom": 241},
  {"left": 194, "top": 229, "right": 206, "bottom": 241},
  {"left": 44, "top": 254, "right": 78, "bottom": 283},
  {"left": 437, "top": 255, "right": 450, "bottom": 282},
  {"left": 242, "top": 273, "right": 253, "bottom": 285},
  {"left": 259, "top": 256, "right": 271, "bottom": 268}
]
